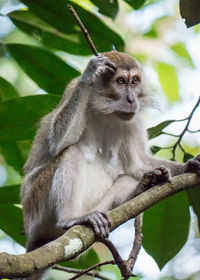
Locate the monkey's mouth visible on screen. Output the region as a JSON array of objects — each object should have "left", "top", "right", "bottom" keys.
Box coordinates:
[{"left": 115, "top": 112, "right": 135, "bottom": 120}]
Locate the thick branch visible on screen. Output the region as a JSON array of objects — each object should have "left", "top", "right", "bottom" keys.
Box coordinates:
[{"left": 0, "top": 173, "right": 200, "bottom": 278}]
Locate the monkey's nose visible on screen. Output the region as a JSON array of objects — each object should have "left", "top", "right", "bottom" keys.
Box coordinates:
[{"left": 127, "top": 94, "right": 135, "bottom": 104}]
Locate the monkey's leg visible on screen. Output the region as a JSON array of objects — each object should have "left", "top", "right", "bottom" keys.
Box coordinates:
[
  {"left": 95, "top": 175, "right": 140, "bottom": 212},
  {"left": 96, "top": 167, "right": 170, "bottom": 212}
]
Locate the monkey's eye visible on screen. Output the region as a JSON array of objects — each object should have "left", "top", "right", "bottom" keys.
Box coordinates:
[
  {"left": 132, "top": 76, "right": 140, "bottom": 85},
  {"left": 116, "top": 77, "right": 125, "bottom": 84}
]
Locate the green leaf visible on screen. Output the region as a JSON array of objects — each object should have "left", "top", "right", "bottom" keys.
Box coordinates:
[
  {"left": 148, "top": 120, "right": 175, "bottom": 139},
  {"left": 7, "top": 44, "right": 80, "bottom": 95},
  {"left": 0, "top": 185, "right": 20, "bottom": 204},
  {"left": 0, "top": 204, "right": 25, "bottom": 246},
  {"left": 19, "top": 0, "right": 124, "bottom": 53},
  {"left": 124, "top": 0, "right": 147, "bottom": 10},
  {"left": 151, "top": 145, "right": 162, "bottom": 154},
  {"left": 91, "top": 0, "right": 119, "bottom": 19},
  {"left": 156, "top": 62, "right": 179, "bottom": 103},
  {"left": 0, "top": 95, "right": 60, "bottom": 141},
  {"left": 187, "top": 186, "right": 200, "bottom": 228},
  {"left": 180, "top": 0, "right": 200, "bottom": 27},
  {"left": 8, "top": 10, "right": 92, "bottom": 56},
  {"left": 143, "top": 192, "right": 190, "bottom": 269},
  {"left": 0, "top": 77, "right": 19, "bottom": 102},
  {"left": 0, "top": 141, "right": 24, "bottom": 175},
  {"left": 61, "top": 248, "right": 100, "bottom": 269},
  {"left": 183, "top": 152, "right": 193, "bottom": 163},
  {"left": 171, "top": 42, "right": 193, "bottom": 66}
]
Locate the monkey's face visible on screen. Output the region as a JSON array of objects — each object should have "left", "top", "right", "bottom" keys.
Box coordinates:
[
  {"left": 109, "top": 68, "right": 142, "bottom": 120},
  {"left": 90, "top": 67, "right": 143, "bottom": 121}
]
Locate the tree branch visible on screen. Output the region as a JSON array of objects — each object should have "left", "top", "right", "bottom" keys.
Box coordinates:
[
  {"left": 125, "top": 215, "right": 143, "bottom": 271},
  {"left": 53, "top": 264, "right": 111, "bottom": 280},
  {"left": 67, "top": 261, "right": 114, "bottom": 280},
  {"left": 0, "top": 173, "right": 200, "bottom": 278}
]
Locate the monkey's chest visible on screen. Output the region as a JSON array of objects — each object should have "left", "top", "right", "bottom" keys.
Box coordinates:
[
  {"left": 80, "top": 143, "right": 124, "bottom": 178},
  {"left": 79, "top": 146, "right": 123, "bottom": 209}
]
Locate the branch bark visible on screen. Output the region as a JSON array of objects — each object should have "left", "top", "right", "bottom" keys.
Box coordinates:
[{"left": 0, "top": 173, "right": 200, "bottom": 278}]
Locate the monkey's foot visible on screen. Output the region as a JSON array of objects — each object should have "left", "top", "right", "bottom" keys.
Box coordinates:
[
  {"left": 61, "top": 211, "right": 111, "bottom": 239},
  {"left": 142, "top": 167, "right": 171, "bottom": 189},
  {"left": 185, "top": 154, "right": 200, "bottom": 174}
]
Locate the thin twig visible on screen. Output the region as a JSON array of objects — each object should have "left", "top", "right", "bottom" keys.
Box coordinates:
[
  {"left": 53, "top": 264, "right": 110, "bottom": 280},
  {"left": 162, "top": 132, "right": 179, "bottom": 137},
  {"left": 187, "top": 129, "right": 200, "bottom": 133},
  {"left": 101, "top": 239, "right": 136, "bottom": 279},
  {"left": 171, "top": 96, "right": 200, "bottom": 160},
  {"left": 175, "top": 117, "right": 188, "bottom": 122},
  {"left": 67, "top": 4, "right": 99, "bottom": 56},
  {"left": 125, "top": 215, "right": 143, "bottom": 272},
  {"left": 68, "top": 260, "right": 114, "bottom": 280}
]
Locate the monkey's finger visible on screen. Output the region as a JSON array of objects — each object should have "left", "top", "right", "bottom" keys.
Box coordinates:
[
  {"left": 154, "top": 169, "right": 162, "bottom": 176},
  {"left": 105, "top": 65, "right": 116, "bottom": 74},
  {"left": 101, "top": 212, "right": 111, "bottom": 228},
  {"left": 105, "top": 60, "right": 116, "bottom": 71},
  {"left": 97, "top": 213, "right": 110, "bottom": 237},
  {"left": 88, "top": 217, "right": 101, "bottom": 238},
  {"left": 94, "top": 214, "right": 107, "bottom": 239}
]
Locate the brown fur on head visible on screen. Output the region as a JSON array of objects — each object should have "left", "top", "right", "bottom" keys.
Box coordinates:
[{"left": 103, "top": 51, "right": 140, "bottom": 70}]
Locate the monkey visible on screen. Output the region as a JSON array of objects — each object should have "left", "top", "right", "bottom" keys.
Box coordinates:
[{"left": 20, "top": 51, "right": 200, "bottom": 279}]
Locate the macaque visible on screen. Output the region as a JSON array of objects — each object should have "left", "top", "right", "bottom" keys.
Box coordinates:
[{"left": 21, "top": 51, "right": 200, "bottom": 279}]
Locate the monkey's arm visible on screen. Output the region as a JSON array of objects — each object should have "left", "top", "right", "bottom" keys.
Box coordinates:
[
  {"left": 48, "top": 56, "right": 116, "bottom": 156},
  {"left": 146, "top": 154, "right": 200, "bottom": 177},
  {"left": 48, "top": 78, "right": 90, "bottom": 156}
]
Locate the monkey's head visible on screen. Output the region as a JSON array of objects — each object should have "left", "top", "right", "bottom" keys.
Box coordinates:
[{"left": 89, "top": 51, "right": 151, "bottom": 121}]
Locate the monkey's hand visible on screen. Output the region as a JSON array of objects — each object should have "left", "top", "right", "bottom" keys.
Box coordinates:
[
  {"left": 81, "top": 55, "right": 116, "bottom": 87},
  {"left": 60, "top": 211, "right": 111, "bottom": 239},
  {"left": 184, "top": 154, "right": 200, "bottom": 174}
]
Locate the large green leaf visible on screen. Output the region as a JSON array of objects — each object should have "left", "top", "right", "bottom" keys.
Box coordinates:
[
  {"left": 7, "top": 44, "right": 80, "bottom": 95},
  {"left": 156, "top": 62, "right": 179, "bottom": 103},
  {"left": 0, "top": 185, "right": 20, "bottom": 204},
  {"left": 124, "top": 0, "right": 147, "bottom": 10},
  {"left": 143, "top": 192, "right": 190, "bottom": 269},
  {"left": 171, "top": 42, "right": 193, "bottom": 67},
  {"left": 8, "top": 10, "right": 92, "bottom": 55},
  {"left": 187, "top": 186, "right": 200, "bottom": 228},
  {"left": 0, "top": 141, "right": 24, "bottom": 175},
  {"left": 91, "top": 0, "right": 118, "bottom": 19},
  {"left": 0, "top": 204, "right": 25, "bottom": 246},
  {"left": 61, "top": 248, "right": 100, "bottom": 269},
  {"left": 0, "top": 77, "right": 19, "bottom": 102},
  {"left": 180, "top": 0, "right": 200, "bottom": 27},
  {"left": 0, "top": 95, "right": 60, "bottom": 141},
  {"left": 19, "top": 0, "right": 124, "bottom": 53},
  {"left": 148, "top": 120, "right": 175, "bottom": 139}
]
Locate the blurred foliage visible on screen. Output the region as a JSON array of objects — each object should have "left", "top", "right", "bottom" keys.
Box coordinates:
[
  {"left": 143, "top": 191, "right": 190, "bottom": 269},
  {"left": 0, "top": 0, "right": 200, "bottom": 279}
]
